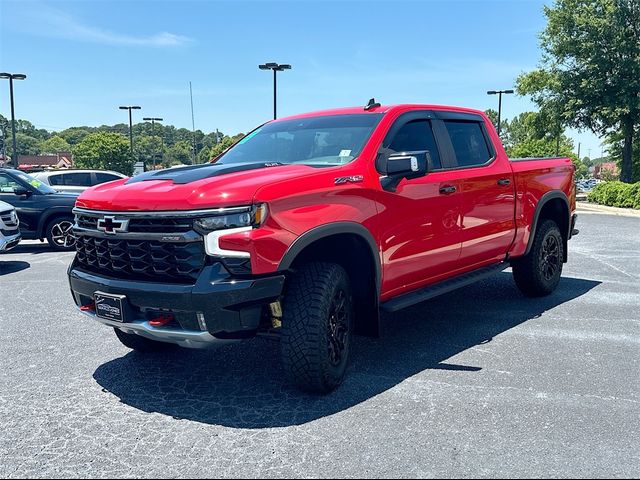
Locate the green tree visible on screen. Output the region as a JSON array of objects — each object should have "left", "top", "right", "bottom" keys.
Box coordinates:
[
  {"left": 15, "top": 133, "right": 42, "bottom": 156},
  {"left": 73, "top": 132, "right": 133, "bottom": 175},
  {"left": 164, "top": 140, "right": 193, "bottom": 167},
  {"left": 209, "top": 133, "right": 245, "bottom": 161},
  {"left": 40, "top": 135, "right": 71, "bottom": 154},
  {"left": 517, "top": 0, "right": 640, "bottom": 182},
  {"left": 58, "top": 127, "right": 92, "bottom": 145}
]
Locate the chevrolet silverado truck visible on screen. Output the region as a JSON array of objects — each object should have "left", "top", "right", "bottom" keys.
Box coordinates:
[{"left": 68, "top": 103, "right": 578, "bottom": 393}]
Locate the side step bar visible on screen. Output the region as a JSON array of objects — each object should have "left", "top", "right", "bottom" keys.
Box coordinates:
[{"left": 381, "top": 262, "right": 509, "bottom": 313}]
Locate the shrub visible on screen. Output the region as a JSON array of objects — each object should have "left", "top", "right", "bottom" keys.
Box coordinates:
[{"left": 588, "top": 181, "right": 640, "bottom": 209}]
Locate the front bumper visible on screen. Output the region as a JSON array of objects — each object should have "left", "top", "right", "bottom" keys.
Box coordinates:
[
  {"left": 68, "top": 259, "right": 285, "bottom": 348},
  {"left": 0, "top": 231, "right": 21, "bottom": 252}
]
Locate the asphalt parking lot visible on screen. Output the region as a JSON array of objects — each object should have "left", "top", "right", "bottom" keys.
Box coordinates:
[{"left": 1, "top": 210, "right": 638, "bottom": 478}]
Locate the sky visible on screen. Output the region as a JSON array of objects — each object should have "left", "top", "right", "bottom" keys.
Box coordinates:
[{"left": 0, "top": 0, "right": 604, "bottom": 158}]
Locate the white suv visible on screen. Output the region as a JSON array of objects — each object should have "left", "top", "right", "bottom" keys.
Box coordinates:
[
  {"left": 31, "top": 170, "right": 127, "bottom": 194},
  {"left": 0, "top": 200, "right": 21, "bottom": 252}
]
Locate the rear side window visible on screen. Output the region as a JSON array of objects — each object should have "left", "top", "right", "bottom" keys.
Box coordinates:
[
  {"left": 387, "top": 120, "right": 442, "bottom": 170},
  {"left": 95, "top": 173, "right": 121, "bottom": 185},
  {"left": 444, "top": 121, "right": 492, "bottom": 167},
  {"left": 60, "top": 172, "right": 93, "bottom": 186}
]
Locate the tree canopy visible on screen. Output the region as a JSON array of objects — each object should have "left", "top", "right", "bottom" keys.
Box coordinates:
[
  {"left": 73, "top": 132, "right": 134, "bottom": 176},
  {"left": 517, "top": 0, "right": 640, "bottom": 182}
]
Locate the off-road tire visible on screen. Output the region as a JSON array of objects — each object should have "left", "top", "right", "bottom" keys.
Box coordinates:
[
  {"left": 114, "top": 328, "right": 177, "bottom": 353},
  {"left": 512, "top": 219, "right": 564, "bottom": 297},
  {"left": 280, "top": 262, "right": 354, "bottom": 394}
]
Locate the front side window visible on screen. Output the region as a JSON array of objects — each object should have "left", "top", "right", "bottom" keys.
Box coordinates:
[
  {"left": 215, "top": 114, "right": 383, "bottom": 167},
  {"left": 444, "top": 121, "right": 492, "bottom": 167},
  {"left": 3, "top": 171, "right": 56, "bottom": 194},
  {"left": 48, "top": 175, "right": 63, "bottom": 186},
  {"left": 386, "top": 119, "right": 442, "bottom": 170},
  {"left": 0, "top": 173, "right": 21, "bottom": 193}
]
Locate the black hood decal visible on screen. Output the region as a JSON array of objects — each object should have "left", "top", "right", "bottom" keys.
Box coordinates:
[{"left": 126, "top": 162, "right": 285, "bottom": 185}]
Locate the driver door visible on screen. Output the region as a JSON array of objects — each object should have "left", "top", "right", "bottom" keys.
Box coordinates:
[
  {"left": 375, "top": 112, "right": 465, "bottom": 299},
  {"left": 0, "top": 172, "right": 40, "bottom": 236}
]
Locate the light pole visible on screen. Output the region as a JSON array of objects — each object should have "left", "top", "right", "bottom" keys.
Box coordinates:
[
  {"left": 119, "top": 105, "right": 141, "bottom": 160},
  {"left": 143, "top": 117, "right": 163, "bottom": 170},
  {"left": 0, "top": 72, "right": 27, "bottom": 168},
  {"left": 258, "top": 62, "right": 291, "bottom": 119},
  {"left": 487, "top": 89, "right": 514, "bottom": 136}
]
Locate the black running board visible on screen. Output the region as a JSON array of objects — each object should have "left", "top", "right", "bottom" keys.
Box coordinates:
[{"left": 381, "top": 262, "right": 509, "bottom": 313}]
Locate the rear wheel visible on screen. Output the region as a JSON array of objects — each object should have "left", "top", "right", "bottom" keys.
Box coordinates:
[
  {"left": 512, "top": 219, "right": 564, "bottom": 297},
  {"left": 113, "top": 328, "right": 177, "bottom": 353},
  {"left": 46, "top": 216, "right": 76, "bottom": 251},
  {"left": 280, "top": 262, "right": 353, "bottom": 394}
]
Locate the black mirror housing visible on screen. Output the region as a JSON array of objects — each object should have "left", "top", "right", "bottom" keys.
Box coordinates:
[
  {"left": 378, "top": 150, "right": 430, "bottom": 192},
  {"left": 14, "top": 186, "right": 32, "bottom": 197}
]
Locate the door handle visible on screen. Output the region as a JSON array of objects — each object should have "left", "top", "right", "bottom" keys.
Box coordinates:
[
  {"left": 439, "top": 185, "right": 457, "bottom": 194},
  {"left": 497, "top": 178, "right": 511, "bottom": 186}
]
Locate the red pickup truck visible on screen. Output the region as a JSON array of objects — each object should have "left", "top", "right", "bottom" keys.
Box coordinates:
[{"left": 68, "top": 103, "right": 578, "bottom": 393}]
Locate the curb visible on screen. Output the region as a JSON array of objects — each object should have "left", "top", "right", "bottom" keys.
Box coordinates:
[{"left": 576, "top": 201, "right": 640, "bottom": 218}]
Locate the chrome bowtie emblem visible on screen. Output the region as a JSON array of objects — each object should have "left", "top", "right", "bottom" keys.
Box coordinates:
[{"left": 97, "top": 216, "right": 129, "bottom": 234}]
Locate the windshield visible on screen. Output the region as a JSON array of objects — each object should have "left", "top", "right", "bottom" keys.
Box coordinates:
[
  {"left": 216, "top": 114, "right": 383, "bottom": 167},
  {"left": 13, "top": 170, "right": 57, "bottom": 194}
]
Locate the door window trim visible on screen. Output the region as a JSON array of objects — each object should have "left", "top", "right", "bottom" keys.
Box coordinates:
[{"left": 440, "top": 119, "right": 497, "bottom": 170}]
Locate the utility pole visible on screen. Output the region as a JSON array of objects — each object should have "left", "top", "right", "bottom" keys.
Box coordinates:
[
  {"left": 189, "top": 82, "right": 197, "bottom": 164},
  {"left": 487, "top": 89, "right": 514, "bottom": 136},
  {"left": 143, "top": 117, "right": 163, "bottom": 170},
  {"left": 119, "top": 105, "right": 141, "bottom": 162},
  {"left": 0, "top": 72, "right": 27, "bottom": 168},
  {"left": 259, "top": 62, "right": 292, "bottom": 120}
]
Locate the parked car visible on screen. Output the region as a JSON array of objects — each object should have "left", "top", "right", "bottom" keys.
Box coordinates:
[
  {"left": 0, "top": 200, "right": 21, "bottom": 252},
  {"left": 0, "top": 168, "right": 78, "bottom": 251},
  {"left": 68, "top": 103, "right": 578, "bottom": 393},
  {"left": 31, "top": 170, "right": 127, "bottom": 194}
]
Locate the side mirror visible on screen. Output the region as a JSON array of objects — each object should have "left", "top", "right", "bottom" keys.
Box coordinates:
[
  {"left": 378, "top": 150, "right": 430, "bottom": 192},
  {"left": 14, "top": 186, "right": 32, "bottom": 197}
]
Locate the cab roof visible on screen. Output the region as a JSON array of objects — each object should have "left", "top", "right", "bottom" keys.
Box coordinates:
[{"left": 274, "top": 104, "right": 487, "bottom": 122}]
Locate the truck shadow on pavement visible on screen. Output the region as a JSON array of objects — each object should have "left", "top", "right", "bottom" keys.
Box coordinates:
[{"left": 93, "top": 272, "right": 600, "bottom": 429}]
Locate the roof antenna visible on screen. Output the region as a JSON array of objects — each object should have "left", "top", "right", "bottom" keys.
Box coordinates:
[{"left": 364, "top": 98, "right": 381, "bottom": 111}]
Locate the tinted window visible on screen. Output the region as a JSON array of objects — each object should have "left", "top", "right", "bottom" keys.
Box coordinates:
[
  {"left": 59, "top": 172, "right": 93, "bottom": 186},
  {"left": 444, "top": 121, "right": 492, "bottom": 167},
  {"left": 95, "top": 173, "right": 122, "bottom": 185},
  {"left": 387, "top": 119, "right": 442, "bottom": 170},
  {"left": 0, "top": 174, "right": 21, "bottom": 193},
  {"left": 48, "top": 175, "right": 64, "bottom": 186},
  {"left": 216, "top": 114, "right": 383, "bottom": 167}
]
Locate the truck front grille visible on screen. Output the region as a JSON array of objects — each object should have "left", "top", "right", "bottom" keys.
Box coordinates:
[
  {"left": 76, "top": 213, "right": 193, "bottom": 233},
  {"left": 75, "top": 236, "right": 206, "bottom": 283}
]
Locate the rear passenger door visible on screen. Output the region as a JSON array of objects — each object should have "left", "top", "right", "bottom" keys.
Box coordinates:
[{"left": 441, "top": 116, "right": 516, "bottom": 267}]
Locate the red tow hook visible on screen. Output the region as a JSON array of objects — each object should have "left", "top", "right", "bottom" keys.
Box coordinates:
[
  {"left": 80, "top": 304, "right": 95, "bottom": 312},
  {"left": 149, "top": 313, "right": 175, "bottom": 327}
]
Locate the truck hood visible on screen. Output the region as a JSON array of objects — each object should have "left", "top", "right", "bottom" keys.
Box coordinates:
[{"left": 75, "top": 162, "right": 315, "bottom": 211}]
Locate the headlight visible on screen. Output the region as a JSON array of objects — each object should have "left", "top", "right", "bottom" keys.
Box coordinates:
[{"left": 194, "top": 204, "right": 268, "bottom": 234}]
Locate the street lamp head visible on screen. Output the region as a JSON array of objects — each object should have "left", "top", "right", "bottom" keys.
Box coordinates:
[
  {"left": 119, "top": 106, "right": 128, "bottom": 110},
  {"left": 504, "top": 89, "right": 515, "bottom": 94},
  {"left": 0, "top": 73, "right": 26, "bottom": 80},
  {"left": 487, "top": 90, "right": 497, "bottom": 95},
  {"left": 131, "top": 106, "right": 141, "bottom": 110},
  {"left": 259, "top": 62, "right": 291, "bottom": 71},
  {"left": 13, "top": 74, "right": 26, "bottom": 80},
  {"left": 277, "top": 64, "right": 292, "bottom": 71}
]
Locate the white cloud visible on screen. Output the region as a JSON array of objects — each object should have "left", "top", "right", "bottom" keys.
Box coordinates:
[{"left": 6, "top": 2, "right": 193, "bottom": 47}]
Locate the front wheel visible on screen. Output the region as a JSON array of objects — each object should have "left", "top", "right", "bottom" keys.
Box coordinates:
[
  {"left": 46, "top": 216, "right": 76, "bottom": 251},
  {"left": 280, "top": 262, "right": 354, "bottom": 394},
  {"left": 512, "top": 219, "right": 564, "bottom": 297}
]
